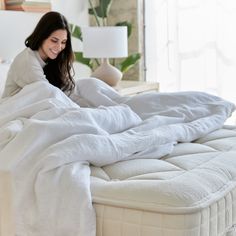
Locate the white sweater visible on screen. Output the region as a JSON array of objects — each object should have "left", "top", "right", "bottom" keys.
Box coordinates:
[{"left": 2, "top": 47, "right": 48, "bottom": 98}]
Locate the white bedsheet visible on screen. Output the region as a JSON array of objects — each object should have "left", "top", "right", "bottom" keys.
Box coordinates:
[{"left": 0, "top": 79, "right": 235, "bottom": 236}]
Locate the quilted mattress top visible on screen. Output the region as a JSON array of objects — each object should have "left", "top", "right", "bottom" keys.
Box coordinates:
[{"left": 91, "top": 126, "right": 236, "bottom": 214}]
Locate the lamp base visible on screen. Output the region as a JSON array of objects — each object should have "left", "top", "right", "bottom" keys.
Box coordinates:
[{"left": 91, "top": 59, "right": 123, "bottom": 86}]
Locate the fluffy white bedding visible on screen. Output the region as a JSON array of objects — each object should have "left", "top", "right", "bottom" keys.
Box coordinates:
[{"left": 0, "top": 78, "right": 235, "bottom": 236}]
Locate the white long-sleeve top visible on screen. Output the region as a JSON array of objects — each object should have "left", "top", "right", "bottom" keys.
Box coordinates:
[{"left": 2, "top": 47, "right": 48, "bottom": 98}]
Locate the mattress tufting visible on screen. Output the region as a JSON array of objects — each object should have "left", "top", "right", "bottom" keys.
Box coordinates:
[{"left": 91, "top": 125, "right": 236, "bottom": 236}]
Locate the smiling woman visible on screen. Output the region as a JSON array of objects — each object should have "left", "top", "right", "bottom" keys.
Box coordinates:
[
  {"left": 38, "top": 29, "right": 68, "bottom": 61},
  {"left": 2, "top": 11, "right": 75, "bottom": 98}
]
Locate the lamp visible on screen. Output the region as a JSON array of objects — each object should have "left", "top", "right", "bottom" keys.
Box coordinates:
[{"left": 82, "top": 26, "right": 128, "bottom": 86}]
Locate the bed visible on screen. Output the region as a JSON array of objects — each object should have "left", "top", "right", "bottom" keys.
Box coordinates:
[
  {"left": 74, "top": 78, "right": 236, "bottom": 236},
  {"left": 0, "top": 74, "right": 236, "bottom": 236},
  {"left": 1, "top": 5, "right": 236, "bottom": 235},
  {"left": 91, "top": 126, "right": 236, "bottom": 236}
]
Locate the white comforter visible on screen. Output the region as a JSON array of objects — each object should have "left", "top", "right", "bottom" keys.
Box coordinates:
[{"left": 0, "top": 79, "right": 235, "bottom": 236}]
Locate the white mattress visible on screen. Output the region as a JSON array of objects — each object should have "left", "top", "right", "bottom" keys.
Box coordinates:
[{"left": 91, "top": 125, "right": 236, "bottom": 236}]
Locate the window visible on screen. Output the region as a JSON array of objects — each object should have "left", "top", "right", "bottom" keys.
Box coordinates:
[{"left": 144, "top": 0, "right": 236, "bottom": 109}]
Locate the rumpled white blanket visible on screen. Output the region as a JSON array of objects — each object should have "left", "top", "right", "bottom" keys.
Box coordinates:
[{"left": 0, "top": 79, "right": 235, "bottom": 236}]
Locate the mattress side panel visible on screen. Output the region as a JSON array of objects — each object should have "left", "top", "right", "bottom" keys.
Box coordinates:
[{"left": 94, "top": 188, "right": 236, "bottom": 236}]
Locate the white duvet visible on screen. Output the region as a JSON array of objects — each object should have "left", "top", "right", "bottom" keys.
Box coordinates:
[{"left": 0, "top": 78, "right": 235, "bottom": 236}]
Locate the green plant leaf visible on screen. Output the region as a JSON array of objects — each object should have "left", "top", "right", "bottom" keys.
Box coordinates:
[
  {"left": 115, "top": 21, "right": 132, "bottom": 37},
  {"left": 89, "top": 0, "right": 112, "bottom": 18},
  {"left": 118, "top": 53, "right": 141, "bottom": 72},
  {"left": 74, "top": 52, "right": 93, "bottom": 68},
  {"left": 71, "top": 0, "right": 141, "bottom": 75},
  {"left": 71, "top": 25, "right": 82, "bottom": 41}
]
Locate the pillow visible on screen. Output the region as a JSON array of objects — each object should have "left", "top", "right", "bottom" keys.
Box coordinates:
[{"left": 0, "top": 61, "right": 11, "bottom": 98}]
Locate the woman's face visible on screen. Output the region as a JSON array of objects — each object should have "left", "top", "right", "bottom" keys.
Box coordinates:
[{"left": 38, "top": 29, "right": 68, "bottom": 61}]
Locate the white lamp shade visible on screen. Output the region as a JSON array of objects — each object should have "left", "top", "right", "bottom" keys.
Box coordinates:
[{"left": 82, "top": 26, "right": 128, "bottom": 58}]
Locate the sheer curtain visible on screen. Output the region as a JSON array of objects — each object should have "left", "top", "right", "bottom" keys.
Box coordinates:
[{"left": 145, "top": 0, "right": 236, "bottom": 122}]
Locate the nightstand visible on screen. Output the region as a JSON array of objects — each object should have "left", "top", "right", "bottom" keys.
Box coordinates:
[{"left": 114, "top": 80, "right": 159, "bottom": 96}]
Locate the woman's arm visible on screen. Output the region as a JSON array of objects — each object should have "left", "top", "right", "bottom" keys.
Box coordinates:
[{"left": 2, "top": 48, "right": 48, "bottom": 98}]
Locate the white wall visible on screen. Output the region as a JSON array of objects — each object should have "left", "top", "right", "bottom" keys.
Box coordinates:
[
  {"left": 51, "top": 0, "right": 88, "bottom": 26},
  {"left": 0, "top": 10, "right": 43, "bottom": 60}
]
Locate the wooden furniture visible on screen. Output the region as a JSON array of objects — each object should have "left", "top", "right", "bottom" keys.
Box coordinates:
[
  {"left": 4, "top": 0, "right": 51, "bottom": 12},
  {"left": 0, "top": 0, "right": 6, "bottom": 10},
  {"left": 114, "top": 80, "right": 159, "bottom": 96}
]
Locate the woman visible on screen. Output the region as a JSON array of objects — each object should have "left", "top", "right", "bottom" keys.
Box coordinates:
[{"left": 2, "top": 11, "right": 75, "bottom": 98}]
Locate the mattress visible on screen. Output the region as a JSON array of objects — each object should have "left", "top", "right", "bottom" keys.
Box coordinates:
[{"left": 91, "top": 125, "right": 236, "bottom": 236}]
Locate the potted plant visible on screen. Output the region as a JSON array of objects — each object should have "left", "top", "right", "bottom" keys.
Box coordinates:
[{"left": 70, "top": 0, "right": 141, "bottom": 77}]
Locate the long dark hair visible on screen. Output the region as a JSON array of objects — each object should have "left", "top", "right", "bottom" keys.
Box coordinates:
[{"left": 25, "top": 11, "right": 75, "bottom": 94}]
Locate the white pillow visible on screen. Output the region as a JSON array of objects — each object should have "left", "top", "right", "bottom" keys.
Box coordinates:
[{"left": 0, "top": 62, "right": 10, "bottom": 98}]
